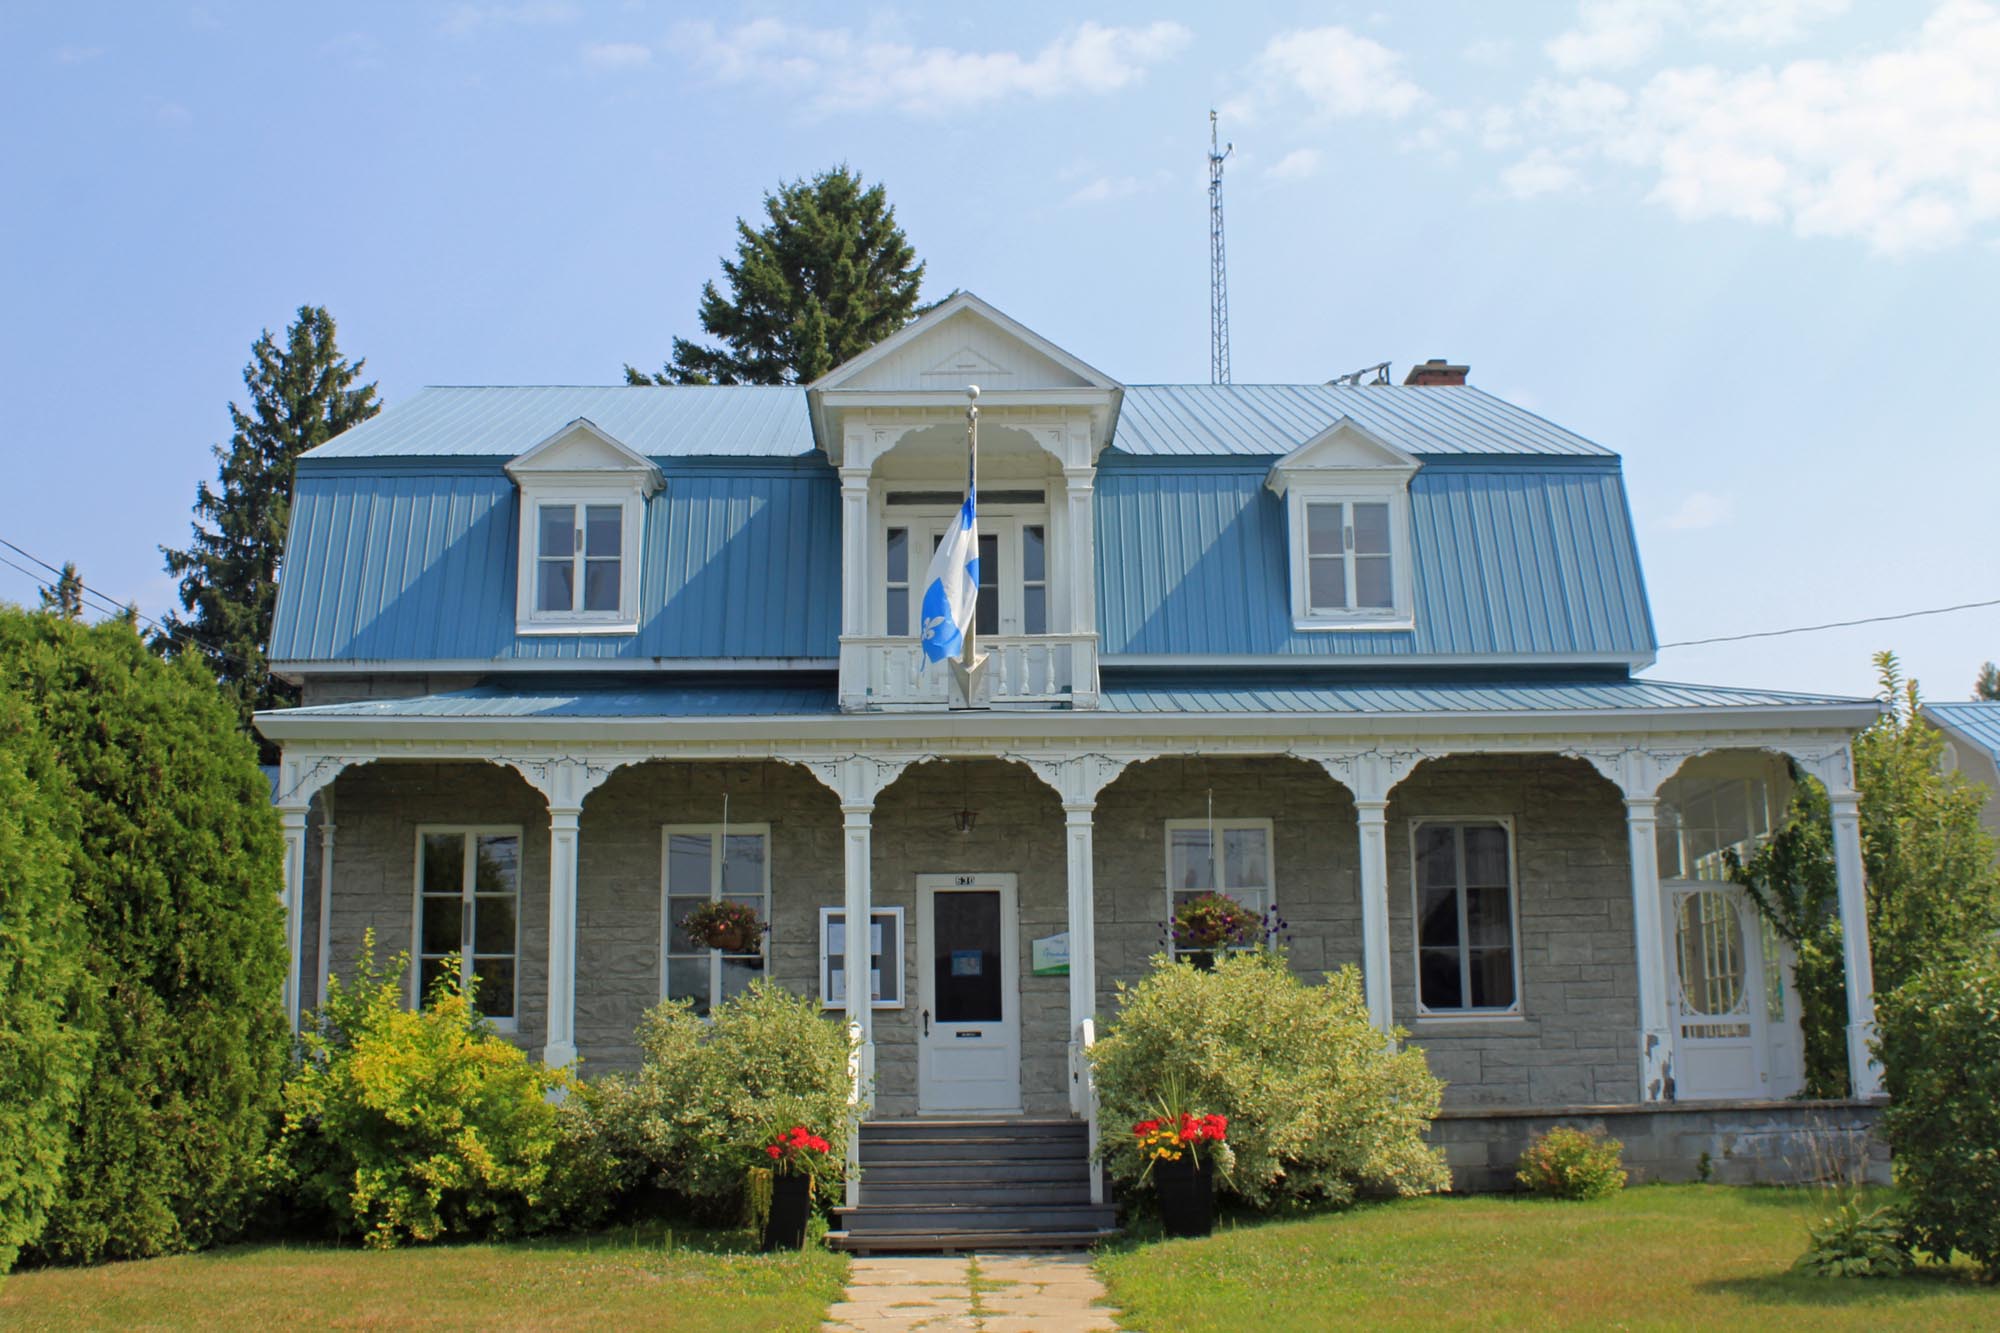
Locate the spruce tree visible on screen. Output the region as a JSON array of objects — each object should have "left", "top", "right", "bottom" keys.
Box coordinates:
[
  {"left": 1977, "top": 661, "right": 1999, "bottom": 700},
  {"left": 159, "top": 306, "right": 378, "bottom": 733},
  {"left": 36, "top": 561, "right": 85, "bottom": 620},
  {"left": 626, "top": 166, "right": 926, "bottom": 386}
]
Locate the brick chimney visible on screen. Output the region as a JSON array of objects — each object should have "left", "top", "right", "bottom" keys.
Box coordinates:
[{"left": 1403, "top": 359, "right": 1469, "bottom": 386}]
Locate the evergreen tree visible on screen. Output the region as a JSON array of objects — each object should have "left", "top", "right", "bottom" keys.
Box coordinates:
[
  {"left": 159, "top": 306, "right": 378, "bottom": 733},
  {"left": 626, "top": 166, "right": 926, "bottom": 386},
  {"left": 1977, "top": 660, "right": 2000, "bottom": 700},
  {"left": 36, "top": 561, "right": 85, "bottom": 620},
  {"left": 1, "top": 610, "right": 287, "bottom": 1265}
]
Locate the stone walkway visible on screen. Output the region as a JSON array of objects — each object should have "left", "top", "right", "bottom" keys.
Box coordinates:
[{"left": 822, "top": 1251, "right": 1121, "bottom": 1332}]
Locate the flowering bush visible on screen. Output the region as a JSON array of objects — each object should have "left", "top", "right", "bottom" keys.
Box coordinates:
[
  {"left": 678, "top": 899, "right": 765, "bottom": 951},
  {"left": 1170, "top": 892, "right": 1263, "bottom": 951},
  {"left": 1514, "top": 1126, "right": 1627, "bottom": 1200},
  {"left": 1092, "top": 950, "right": 1447, "bottom": 1209}
]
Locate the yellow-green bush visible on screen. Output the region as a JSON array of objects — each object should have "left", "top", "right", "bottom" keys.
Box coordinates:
[
  {"left": 1514, "top": 1125, "right": 1627, "bottom": 1199},
  {"left": 1091, "top": 951, "right": 1449, "bottom": 1209},
  {"left": 277, "top": 936, "right": 572, "bottom": 1248}
]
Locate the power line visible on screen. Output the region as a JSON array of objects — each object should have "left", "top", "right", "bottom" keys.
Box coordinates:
[
  {"left": 0, "top": 550, "right": 130, "bottom": 622},
  {"left": 1658, "top": 596, "right": 2000, "bottom": 650}
]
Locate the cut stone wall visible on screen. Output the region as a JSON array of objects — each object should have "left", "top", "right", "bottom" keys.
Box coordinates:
[
  {"left": 1429, "top": 1098, "right": 1888, "bottom": 1192},
  {"left": 311, "top": 750, "right": 1643, "bottom": 1114}
]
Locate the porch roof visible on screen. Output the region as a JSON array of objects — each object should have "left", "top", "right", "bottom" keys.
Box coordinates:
[
  {"left": 1097, "top": 676, "right": 1867, "bottom": 716},
  {"left": 1922, "top": 700, "right": 2000, "bottom": 766}
]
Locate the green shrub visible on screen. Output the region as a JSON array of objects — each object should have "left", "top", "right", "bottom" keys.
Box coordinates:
[
  {"left": 277, "top": 936, "right": 575, "bottom": 1248},
  {"left": 1875, "top": 938, "right": 2000, "bottom": 1275},
  {"left": 1795, "top": 1198, "right": 1911, "bottom": 1278},
  {"left": 1090, "top": 951, "right": 1449, "bottom": 1210},
  {"left": 591, "top": 979, "right": 859, "bottom": 1220},
  {"left": 0, "top": 681, "right": 89, "bottom": 1274},
  {"left": 1514, "top": 1125, "right": 1627, "bottom": 1199},
  {"left": 0, "top": 611, "right": 287, "bottom": 1265}
]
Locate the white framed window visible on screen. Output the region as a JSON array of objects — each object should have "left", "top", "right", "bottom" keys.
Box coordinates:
[
  {"left": 819, "top": 906, "right": 906, "bottom": 1010},
  {"left": 1410, "top": 818, "right": 1521, "bottom": 1016},
  {"left": 661, "top": 823, "right": 770, "bottom": 1017},
  {"left": 1285, "top": 487, "right": 1413, "bottom": 630},
  {"left": 412, "top": 826, "right": 522, "bottom": 1030},
  {"left": 877, "top": 493, "right": 1053, "bottom": 638},
  {"left": 1163, "top": 817, "right": 1274, "bottom": 959},
  {"left": 514, "top": 488, "right": 644, "bottom": 634}
]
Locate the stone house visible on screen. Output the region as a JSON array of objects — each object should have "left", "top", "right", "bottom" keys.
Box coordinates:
[{"left": 256, "top": 294, "right": 1885, "bottom": 1241}]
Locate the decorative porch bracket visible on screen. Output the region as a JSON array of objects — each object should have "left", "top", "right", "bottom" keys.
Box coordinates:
[{"left": 274, "top": 749, "right": 356, "bottom": 1035}]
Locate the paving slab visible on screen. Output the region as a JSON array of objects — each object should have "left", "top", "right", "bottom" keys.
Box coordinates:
[{"left": 822, "top": 1250, "right": 1121, "bottom": 1333}]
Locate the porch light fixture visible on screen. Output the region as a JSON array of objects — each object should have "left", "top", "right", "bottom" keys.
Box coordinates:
[
  {"left": 954, "top": 765, "right": 976, "bottom": 834},
  {"left": 954, "top": 806, "right": 978, "bottom": 835}
]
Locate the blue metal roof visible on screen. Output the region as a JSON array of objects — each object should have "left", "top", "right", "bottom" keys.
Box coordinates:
[
  {"left": 268, "top": 460, "right": 840, "bottom": 663},
  {"left": 1112, "top": 385, "right": 1613, "bottom": 458},
  {"left": 306, "top": 386, "right": 816, "bottom": 459},
  {"left": 1095, "top": 458, "right": 1654, "bottom": 660},
  {"left": 1924, "top": 701, "right": 2000, "bottom": 767},
  {"left": 1101, "top": 677, "right": 1863, "bottom": 715},
  {"left": 278, "top": 678, "right": 838, "bottom": 720}
]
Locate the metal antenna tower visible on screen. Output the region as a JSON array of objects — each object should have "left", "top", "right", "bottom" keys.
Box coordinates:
[{"left": 1208, "top": 109, "right": 1233, "bottom": 385}]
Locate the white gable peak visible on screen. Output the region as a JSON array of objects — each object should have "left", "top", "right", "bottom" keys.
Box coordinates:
[
  {"left": 505, "top": 417, "right": 663, "bottom": 491},
  {"left": 1266, "top": 418, "right": 1421, "bottom": 495}
]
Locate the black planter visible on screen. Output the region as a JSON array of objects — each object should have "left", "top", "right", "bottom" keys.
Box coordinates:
[
  {"left": 761, "top": 1172, "right": 812, "bottom": 1251},
  {"left": 1154, "top": 1153, "right": 1216, "bottom": 1238}
]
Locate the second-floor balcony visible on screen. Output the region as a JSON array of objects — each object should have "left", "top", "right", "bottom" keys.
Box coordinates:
[{"left": 839, "top": 633, "right": 1099, "bottom": 711}]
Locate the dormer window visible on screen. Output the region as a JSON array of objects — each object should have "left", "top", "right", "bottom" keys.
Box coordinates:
[
  {"left": 505, "top": 417, "right": 661, "bottom": 636},
  {"left": 1268, "top": 418, "right": 1419, "bottom": 632}
]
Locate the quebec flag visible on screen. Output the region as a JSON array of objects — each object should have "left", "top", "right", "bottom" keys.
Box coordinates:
[{"left": 919, "top": 478, "right": 978, "bottom": 664}]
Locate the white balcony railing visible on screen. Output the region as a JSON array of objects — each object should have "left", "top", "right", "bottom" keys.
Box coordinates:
[{"left": 839, "top": 633, "right": 1099, "bottom": 710}]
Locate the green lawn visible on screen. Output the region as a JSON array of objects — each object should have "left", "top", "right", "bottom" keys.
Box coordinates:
[
  {"left": 1096, "top": 1186, "right": 1998, "bottom": 1332},
  {"left": 0, "top": 1225, "right": 847, "bottom": 1332}
]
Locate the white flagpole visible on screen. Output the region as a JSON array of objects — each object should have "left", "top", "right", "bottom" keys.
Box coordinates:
[{"left": 949, "top": 384, "right": 987, "bottom": 706}]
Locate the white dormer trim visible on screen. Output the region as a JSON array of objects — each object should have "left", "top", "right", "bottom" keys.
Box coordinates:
[
  {"left": 505, "top": 419, "right": 660, "bottom": 637},
  {"left": 810, "top": 291, "right": 1120, "bottom": 394},
  {"left": 1267, "top": 419, "right": 1420, "bottom": 633}
]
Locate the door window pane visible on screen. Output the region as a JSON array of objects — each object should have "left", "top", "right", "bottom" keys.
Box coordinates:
[
  {"left": 933, "top": 890, "right": 1003, "bottom": 1023},
  {"left": 1676, "top": 890, "right": 1747, "bottom": 1016},
  {"left": 1021, "top": 525, "right": 1048, "bottom": 635},
  {"left": 885, "top": 527, "right": 909, "bottom": 636},
  {"left": 975, "top": 532, "right": 999, "bottom": 634}
]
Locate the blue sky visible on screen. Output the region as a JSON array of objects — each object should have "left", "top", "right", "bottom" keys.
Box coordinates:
[{"left": 2, "top": 1, "right": 1994, "bottom": 700}]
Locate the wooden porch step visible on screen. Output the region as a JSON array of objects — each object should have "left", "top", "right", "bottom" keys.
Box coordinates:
[
  {"left": 860, "top": 1178, "right": 1094, "bottom": 1206},
  {"left": 862, "top": 1157, "right": 1092, "bottom": 1184},
  {"left": 833, "top": 1202, "right": 1117, "bottom": 1233}
]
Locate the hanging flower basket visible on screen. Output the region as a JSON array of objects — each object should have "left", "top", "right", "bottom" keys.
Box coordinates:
[
  {"left": 1171, "top": 892, "right": 1262, "bottom": 953},
  {"left": 680, "top": 899, "right": 765, "bottom": 952}
]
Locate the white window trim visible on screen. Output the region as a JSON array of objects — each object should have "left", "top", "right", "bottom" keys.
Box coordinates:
[
  {"left": 1162, "top": 816, "right": 1276, "bottom": 959},
  {"left": 659, "top": 823, "right": 773, "bottom": 1008},
  {"left": 410, "top": 824, "right": 524, "bottom": 1033},
  {"left": 513, "top": 484, "right": 646, "bottom": 636},
  {"left": 818, "top": 906, "right": 907, "bottom": 1010},
  {"left": 1285, "top": 484, "right": 1416, "bottom": 632},
  {"left": 1408, "top": 815, "right": 1524, "bottom": 1019},
  {"left": 871, "top": 488, "right": 1059, "bottom": 638}
]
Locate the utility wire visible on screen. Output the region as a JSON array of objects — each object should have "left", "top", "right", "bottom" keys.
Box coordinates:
[
  {"left": 0, "top": 551, "right": 130, "bottom": 622},
  {"left": 1658, "top": 596, "right": 2000, "bottom": 650}
]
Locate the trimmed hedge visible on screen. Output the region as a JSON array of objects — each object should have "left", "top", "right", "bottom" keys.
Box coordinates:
[{"left": 0, "top": 610, "right": 288, "bottom": 1265}]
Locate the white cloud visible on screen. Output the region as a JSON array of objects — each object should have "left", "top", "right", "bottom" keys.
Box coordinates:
[
  {"left": 1247, "top": 26, "right": 1425, "bottom": 120},
  {"left": 582, "top": 41, "right": 651, "bottom": 69},
  {"left": 1066, "top": 169, "right": 1174, "bottom": 206},
  {"left": 1547, "top": 0, "right": 1849, "bottom": 73},
  {"left": 1266, "top": 147, "right": 1323, "bottom": 181},
  {"left": 440, "top": 3, "right": 579, "bottom": 38},
  {"left": 1501, "top": 148, "right": 1584, "bottom": 197},
  {"left": 1499, "top": 1, "right": 2000, "bottom": 253},
  {"left": 1462, "top": 37, "right": 1516, "bottom": 67},
  {"left": 672, "top": 19, "right": 1190, "bottom": 116},
  {"left": 1662, "top": 490, "right": 1734, "bottom": 531}
]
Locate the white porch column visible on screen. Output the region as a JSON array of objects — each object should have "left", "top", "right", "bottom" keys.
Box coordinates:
[
  {"left": 1064, "top": 802, "right": 1098, "bottom": 1059},
  {"left": 1354, "top": 799, "right": 1394, "bottom": 1032},
  {"left": 1062, "top": 465, "right": 1099, "bottom": 706},
  {"left": 314, "top": 795, "right": 337, "bottom": 1012},
  {"left": 1828, "top": 789, "right": 1884, "bottom": 1098},
  {"left": 838, "top": 466, "right": 871, "bottom": 711},
  {"left": 841, "top": 799, "right": 875, "bottom": 1208},
  {"left": 544, "top": 805, "right": 582, "bottom": 1068},
  {"left": 279, "top": 805, "right": 309, "bottom": 1035},
  {"left": 1624, "top": 795, "right": 1675, "bottom": 1100}
]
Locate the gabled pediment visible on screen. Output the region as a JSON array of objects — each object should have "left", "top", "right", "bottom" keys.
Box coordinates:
[
  {"left": 812, "top": 292, "right": 1119, "bottom": 394},
  {"left": 1266, "top": 418, "right": 1421, "bottom": 495},
  {"left": 504, "top": 417, "right": 663, "bottom": 491}
]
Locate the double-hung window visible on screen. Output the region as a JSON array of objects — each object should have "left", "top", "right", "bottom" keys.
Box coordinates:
[
  {"left": 662, "top": 824, "right": 770, "bottom": 1017},
  {"left": 414, "top": 827, "right": 521, "bottom": 1029},
  {"left": 1163, "top": 818, "right": 1274, "bottom": 959},
  {"left": 1412, "top": 819, "right": 1520, "bottom": 1015}
]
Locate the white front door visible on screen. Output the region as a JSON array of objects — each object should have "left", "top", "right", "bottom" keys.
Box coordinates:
[
  {"left": 916, "top": 873, "right": 1021, "bottom": 1114},
  {"left": 1663, "top": 884, "right": 1769, "bottom": 1099}
]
